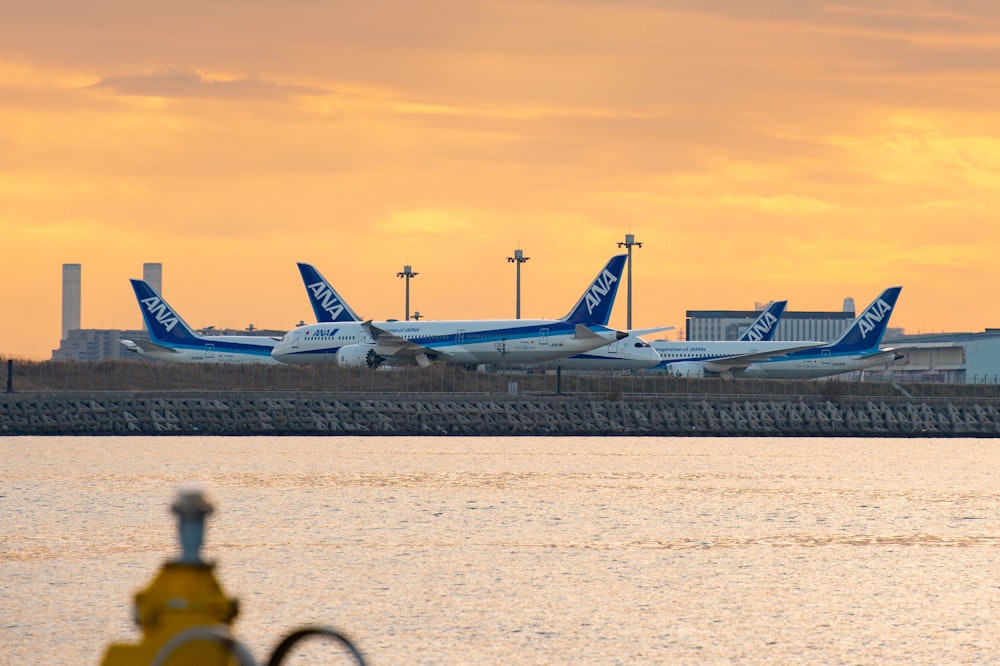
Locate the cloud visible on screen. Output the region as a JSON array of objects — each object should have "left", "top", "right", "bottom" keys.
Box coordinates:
[
  {"left": 376, "top": 209, "right": 482, "bottom": 235},
  {"left": 718, "top": 193, "right": 836, "bottom": 213},
  {"left": 89, "top": 69, "right": 327, "bottom": 100}
]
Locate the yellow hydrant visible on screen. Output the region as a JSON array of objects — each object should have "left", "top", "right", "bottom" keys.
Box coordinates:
[
  {"left": 101, "top": 486, "right": 366, "bottom": 665},
  {"left": 101, "top": 485, "right": 245, "bottom": 665}
]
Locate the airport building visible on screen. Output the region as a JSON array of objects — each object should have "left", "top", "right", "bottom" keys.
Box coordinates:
[
  {"left": 864, "top": 330, "right": 1000, "bottom": 385},
  {"left": 677, "top": 298, "right": 999, "bottom": 384},
  {"left": 685, "top": 305, "right": 857, "bottom": 342},
  {"left": 52, "top": 328, "right": 146, "bottom": 362}
]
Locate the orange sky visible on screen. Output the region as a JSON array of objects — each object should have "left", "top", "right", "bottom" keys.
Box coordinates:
[{"left": 3, "top": 1, "right": 1000, "bottom": 359}]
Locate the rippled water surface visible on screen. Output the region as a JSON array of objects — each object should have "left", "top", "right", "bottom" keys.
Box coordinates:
[{"left": 3, "top": 436, "right": 1000, "bottom": 664}]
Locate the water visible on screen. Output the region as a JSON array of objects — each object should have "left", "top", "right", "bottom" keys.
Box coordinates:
[{"left": 3, "top": 436, "right": 999, "bottom": 664}]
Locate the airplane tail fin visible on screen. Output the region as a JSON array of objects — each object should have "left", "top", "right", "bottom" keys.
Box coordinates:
[
  {"left": 740, "top": 300, "right": 787, "bottom": 342},
  {"left": 828, "top": 286, "right": 902, "bottom": 352},
  {"left": 129, "top": 279, "right": 201, "bottom": 344},
  {"left": 297, "top": 262, "right": 363, "bottom": 323},
  {"left": 561, "top": 254, "right": 628, "bottom": 325}
]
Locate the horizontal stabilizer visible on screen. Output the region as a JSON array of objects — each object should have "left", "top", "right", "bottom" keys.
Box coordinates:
[
  {"left": 859, "top": 348, "right": 904, "bottom": 364},
  {"left": 574, "top": 323, "right": 627, "bottom": 341},
  {"left": 123, "top": 338, "right": 181, "bottom": 354},
  {"left": 573, "top": 323, "right": 602, "bottom": 340}
]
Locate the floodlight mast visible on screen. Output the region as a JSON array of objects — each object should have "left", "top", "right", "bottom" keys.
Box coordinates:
[
  {"left": 616, "top": 234, "right": 642, "bottom": 330},
  {"left": 506, "top": 248, "right": 530, "bottom": 319},
  {"left": 396, "top": 264, "right": 419, "bottom": 321}
]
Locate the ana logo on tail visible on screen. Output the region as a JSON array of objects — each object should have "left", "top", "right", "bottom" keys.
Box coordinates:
[
  {"left": 306, "top": 282, "right": 347, "bottom": 321},
  {"left": 858, "top": 298, "right": 892, "bottom": 339},
  {"left": 744, "top": 312, "right": 778, "bottom": 342},
  {"left": 140, "top": 296, "right": 180, "bottom": 333},
  {"left": 585, "top": 269, "right": 619, "bottom": 316}
]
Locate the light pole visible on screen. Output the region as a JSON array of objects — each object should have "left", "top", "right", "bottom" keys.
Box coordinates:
[
  {"left": 396, "top": 264, "right": 418, "bottom": 320},
  {"left": 616, "top": 233, "right": 642, "bottom": 329},
  {"left": 506, "top": 248, "right": 530, "bottom": 319}
]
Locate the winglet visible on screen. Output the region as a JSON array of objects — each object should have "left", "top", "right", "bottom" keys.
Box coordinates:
[
  {"left": 740, "top": 300, "right": 787, "bottom": 342},
  {"left": 829, "top": 286, "right": 902, "bottom": 352},
  {"left": 562, "top": 254, "right": 628, "bottom": 325},
  {"left": 129, "top": 279, "right": 200, "bottom": 344},
  {"left": 297, "top": 262, "right": 363, "bottom": 323}
]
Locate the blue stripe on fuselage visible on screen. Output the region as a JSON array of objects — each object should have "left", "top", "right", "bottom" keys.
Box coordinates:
[
  {"left": 160, "top": 340, "right": 275, "bottom": 356},
  {"left": 378, "top": 321, "right": 582, "bottom": 350}
]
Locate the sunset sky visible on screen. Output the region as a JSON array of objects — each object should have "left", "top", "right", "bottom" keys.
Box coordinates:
[{"left": 3, "top": 1, "right": 1000, "bottom": 359}]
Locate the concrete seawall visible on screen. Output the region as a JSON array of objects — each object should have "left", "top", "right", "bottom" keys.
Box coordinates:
[{"left": 3, "top": 392, "right": 1000, "bottom": 436}]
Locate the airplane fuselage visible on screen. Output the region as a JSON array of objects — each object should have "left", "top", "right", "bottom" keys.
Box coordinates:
[
  {"left": 648, "top": 340, "right": 823, "bottom": 374},
  {"left": 272, "top": 319, "right": 623, "bottom": 366},
  {"left": 124, "top": 336, "right": 280, "bottom": 364},
  {"left": 739, "top": 349, "right": 899, "bottom": 379},
  {"left": 527, "top": 334, "right": 661, "bottom": 371}
]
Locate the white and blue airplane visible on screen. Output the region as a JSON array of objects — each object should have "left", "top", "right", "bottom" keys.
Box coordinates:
[
  {"left": 272, "top": 255, "right": 633, "bottom": 368},
  {"left": 649, "top": 287, "right": 902, "bottom": 379},
  {"left": 533, "top": 299, "right": 787, "bottom": 373},
  {"left": 296, "top": 259, "right": 663, "bottom": 371},
  {"left": 122, "top": 279, "right": 281, "bottom": 364},
  {"left": 504, "top": 329, "right": 665, "bottom": 372},
  {"left": 740, "top": 287, "right": 903, "bottom": 379}
]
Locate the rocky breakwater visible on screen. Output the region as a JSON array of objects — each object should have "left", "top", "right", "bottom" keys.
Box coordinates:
[{"left": 3, "top": 392, "right": 1000, "bottom": 437}]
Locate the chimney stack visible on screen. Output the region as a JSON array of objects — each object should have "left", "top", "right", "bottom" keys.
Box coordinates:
[{"left": 61, "top": 263, "right": 81, "bottom": 340}]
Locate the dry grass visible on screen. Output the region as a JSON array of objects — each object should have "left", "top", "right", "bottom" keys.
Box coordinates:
[{"left": 3, "top": 357, "right": 1000, "bottom": 403}]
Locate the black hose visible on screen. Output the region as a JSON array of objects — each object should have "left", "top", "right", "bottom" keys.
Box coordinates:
[{"left": 267, "top": 626, "right": 367, "bottom": 666}]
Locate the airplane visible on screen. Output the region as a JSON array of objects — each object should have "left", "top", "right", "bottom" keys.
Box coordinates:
[
  {"left": 271, "top": 255, "right": 632, "bottom": 367},
  {"left": 297, "top": 260, "right": 663, "bottom": 372},
  {"left": 297, "top": 262, "right": 364, "bottom": 323},
  {"left": 530, "top": 300, "right": 786, "bottom": 373},
  {"left": 493, "top": 331, "right": 662, "bottom": 372},
  {"left": 121, "top": 279, "right": 282, "bottom": 364},
  {"left": 739, "top": 287, "right": 904, "bottom": 379},
  {"left": 649, "top": 287, "right": 902, "bottom": 379}
]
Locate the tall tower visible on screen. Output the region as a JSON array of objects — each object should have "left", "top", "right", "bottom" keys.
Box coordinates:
[
  {"left": 143, "top": 262, "right": 163, "bottom": 295},
  {"left": 61, "top": 263, "right": 81, "bottom": 341}
]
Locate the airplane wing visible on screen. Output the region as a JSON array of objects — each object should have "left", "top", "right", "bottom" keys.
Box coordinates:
[
  {"left": 120, "top": 338, "right": 181, "bottom": 354},
  {"left": 699, "top": 343, "right": 828, "bottom": 374},
  {"left": 629, "top": 325, "right": 675, "bottom": 337},
  {"left": 361, "top": 321, "right": 448, "bottom": 368}
]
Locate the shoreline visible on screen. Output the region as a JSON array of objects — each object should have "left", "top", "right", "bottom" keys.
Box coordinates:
[{"left": 4, "top": 391, "right": 999, "bottom": 437}]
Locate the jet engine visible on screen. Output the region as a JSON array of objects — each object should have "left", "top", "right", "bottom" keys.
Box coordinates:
[
  {"left": 667, "top": 362, "right": 708, "bottom": 378},
  {"left": 336, "top": 344, "right": 383, "bottom": 369}
]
